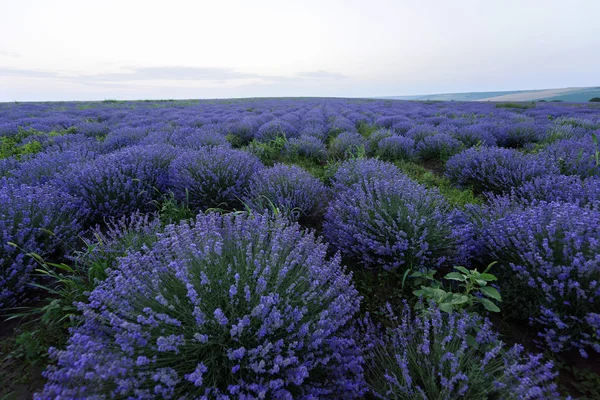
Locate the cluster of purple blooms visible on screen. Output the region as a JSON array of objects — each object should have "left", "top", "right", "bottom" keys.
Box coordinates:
[
  {"left": 59, "top": 144, "right": 178, "bottom": 222},
  {"left": 328, "top": 131, "right": 366, "bottom": 160},
  {"left": 445, "top": 146, "right": 556, "bottom": 194},
  {"left": 243, "top": 164, "right": 329, "bottom": 220},
  {"left": 283, "top": 135, "right": 327, "bottom": 162},
  {"left": 367, "top": 303, "right": 559, "bottom": 399},
  {"left": 39, "top": 213, "right": 366, "bottom": 399},
  {"left": 482, "top": 201, "right": 600, "bottom": 356},
  {"left": 0, "top": 178, "right": 88, "bottom": 308},
  {"left": 1, "top": 98, "right": 599, "bottom": 396},
  {"left": 168, "top": 147, "right": 264, "bottom": 211},
  {"left": 324, "top": 160, "right": 467, "bottom": 272}
]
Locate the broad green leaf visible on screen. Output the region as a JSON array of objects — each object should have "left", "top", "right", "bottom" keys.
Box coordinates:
[
  {"left": 454, "top": 266, "right": 470, "bottom": 275},
  {"left": 479, "top": 297, "right": 500, "bottom": 312},
  {"left": 479, "top": 273, "right": 497, "bottom": 282},
  {"left": 444, "top": 272, "right": 467, "bottom": 281},
  {"left": 479, "top": 286, "right": 502, "bottom": 301},
  {"left": 439, "top": 302, "right": 454, "bottom": 313},
  {"left": 475, "top": 279, "right": 488, "bottom": 286},
  {"left": 450, "top": 294, "right": 470, "bottom": 305}
]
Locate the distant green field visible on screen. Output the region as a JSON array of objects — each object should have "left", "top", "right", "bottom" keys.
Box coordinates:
[
  {"left": 381, "top": 90, "right": 527, "bottom": 101},
  {"left": 381, "top": 87, "right": 600, "bottom": 103},
  {"left": 541, "top": 88, "right": 600, "bottom": 102}
]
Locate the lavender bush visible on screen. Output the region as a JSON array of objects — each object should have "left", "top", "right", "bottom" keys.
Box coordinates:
[
  {"left": 445, "top": 146, "right": 555, "bottom": 194},
  {"left": 39, "top": 213, "right": 366, "bottom": 399},
  {"left": 483, "top": 201, "right": 600, "bottom": 356},
  {"left": 169, "top": 147, "right": 264, "bottom": 211},
  {"left": 255, "top": 119, "right": 299, "bottom": 142},
  {"left": 376, "top": 135, "right": 416, "bottom": 161},
  {"left": 7, "top": 142, "right": 99, "bottom": 185},
  {"left": 60, "top": 144, "right": 177, "bottom": 222},
  {"left": 0, "top": 179, "right": 88, "bottom": 309},
  {"left": 450, "top": 125, "right": 498, "bottom": 147},
  {"left": 324, "top": 175, "right": 463, "bottom": 272},
  {"left": 330, "top": 158, "right": 404, "bottom": 193},
  {"left": 541, "top": 136, "right": 600, "bottom": 178},
  {"left": 365, "top": 129, "right": 392, "bottom": 156},
  {"left": 511, "top": 174, "right": 600, "bottom": 205},
  {"left": 283, "top": 135, "right": 327, "bottom": 162},
  {"left": 328, "top": 131, "right": 366, "bottom": 160},
  {"left": 416, "top": 133, "right": 462, "bottom": 161},
  {"left": 368, "top": 304, "right": 559, "bottom": 399},
  {"left": 170, "top": 127, "right": 231, "bottom": 149},
  {"left": 102, "top": 126, "right": 149, "bottom": 152},
  {"left": 243, "top": 164, "right": 329, "bottom": 220}
]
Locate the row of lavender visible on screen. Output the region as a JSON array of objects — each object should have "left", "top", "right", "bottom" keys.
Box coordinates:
[{"left": 1, "top": 98, "right": 599, "bottom": 398}]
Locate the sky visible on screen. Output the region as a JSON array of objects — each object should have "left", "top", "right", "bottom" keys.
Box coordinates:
[{"left": 1, "top": 0, "right": 599, "bottom": 101}]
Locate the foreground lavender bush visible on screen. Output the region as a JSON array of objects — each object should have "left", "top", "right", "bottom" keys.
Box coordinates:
[
  {"left": 368, "top": 304, "right": 558, "bottom": 399},
  {"left": 243, "top": 164, "right": 329, "bottom": 220},
  {"left": 60, "top": 144, "right": 177, "bottom": 222},
  {"left": 39, "top": 213, "right": 366, "bottom": 399},
  {"left": 324, "top": 175, "right": 462, "bottom": 272},
  {"left": 483, "top": 201, "right": 600, "bottom": 356},
  {"left": 0, "top": 179, "right": 88, "bottom": 309},
  {"left": 169, "top": 147, "right": 263, "bottom": 211},
  {"left": 445, "top": 146, "right": 555, "bottom": 194}
]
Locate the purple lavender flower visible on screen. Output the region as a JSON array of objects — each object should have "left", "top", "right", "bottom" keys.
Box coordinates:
[
  {"left": 7, "top": 141, "right": 100, "bottom": 185},
  {"left": 102, "top": 126, "right": 150, "bottom": 152},
  {"left": 483, "top": 201, "right": 600, "bottom": 355},
  {"left": 368, "top": 304, "right": 559, "bottom": 399},
  {"left": 59, "top": 144, "right": 177, "bottom": 222},
  {"left": 510, "top": 174, "right": 600, "bottom": 205},
  {"left": 445, "top": 146, "right": 556, "bottom": 194},
  {"left": 324, "top": 174, "right": 465, "bottom": 271},
  {"left": 330, "top": 158, "right": 405, "bottom": 193},
  {"left": 283, "top": 135, "right": 327, "bottom": 162},
  {"left": 416, "top": 133, "right": 463, "bottom": 161},
  {"left": 255, "top": 119, "right": 299, "bottom": 142},
  {"left": 328, "top": 131, "right": 366, "bottom": 160},
  {"left": 38, "top": 213, "right": 366, "bottom": 398},
  {"left": 0, "top": 179, "right": 88, "bottom": 309},
  {"left": 451, "top": 124, "right": 498, "bottom": 147},
  {"left": 168, "top": 147, "right": 263, "bottom": 211},
  {"left": 243, "top": 164, "right": 330, "bottom": 220},
  {"left": 377, "top": 135, "right": 417, "bottom": 161},
  {"left": 541, "top": 136, "right": 600, "bottom": 178}
]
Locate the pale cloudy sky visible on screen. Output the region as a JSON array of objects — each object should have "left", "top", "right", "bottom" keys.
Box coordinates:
[{"left": 1, "top": 0, "right": 599, "bottom": 101}]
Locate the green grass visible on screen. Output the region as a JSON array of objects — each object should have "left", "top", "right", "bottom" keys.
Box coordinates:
[
  {"left": 0, "top": 127, "right": 78, "bottom": 160},
  {"left": 394, "top": 160, "right": 482, "bottom": 208},
  {"left": 495, "top": 102, "right": 536, "bottom": 109},
  {"left": 357, "top": 122, "right": 380, "bottom": 138}
]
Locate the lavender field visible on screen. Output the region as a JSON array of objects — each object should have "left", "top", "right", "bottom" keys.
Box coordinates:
[{"left": 1, "top": 98, "right": 599, "bottom": 399}]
